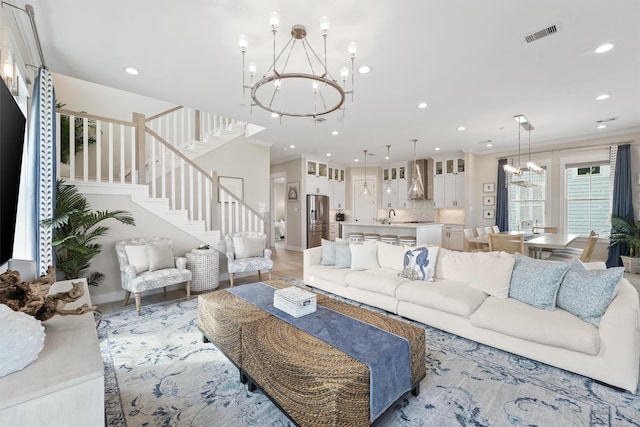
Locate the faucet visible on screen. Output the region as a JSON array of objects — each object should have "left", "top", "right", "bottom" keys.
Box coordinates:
[{"left": 388, "top": 209, "right": 396, "bottom": 219}]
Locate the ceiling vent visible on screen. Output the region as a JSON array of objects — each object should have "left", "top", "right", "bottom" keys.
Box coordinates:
[{"left": 521, "top": 23, "right": 561, "bottom": 45}]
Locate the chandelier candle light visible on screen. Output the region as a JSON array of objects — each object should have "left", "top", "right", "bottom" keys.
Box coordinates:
[{"left": 239, "top": 12, "right": 357, "bottom": 118}]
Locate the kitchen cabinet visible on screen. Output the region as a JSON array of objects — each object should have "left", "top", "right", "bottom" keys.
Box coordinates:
[
  {"left": 305, "top": 159, "right": 329, "bottom": 195},
  {"left": 433, "top": 154, "right": 465, "bottom": 208},
  {"left": 382, "top": 162, "right": 411, "bottom": 208},
  {"left": 329, "top": 165, "right": 346, "bottom": 209},
  {"left": 329, "top": 222, "right": 340, "bottom": 241},
  {"left": 441, "top": 224, "right": 464, "bottom": 251}
]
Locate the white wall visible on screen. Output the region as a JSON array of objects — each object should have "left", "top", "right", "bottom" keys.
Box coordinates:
[{"left": 271, "top": 158, "right": 304, "bottom": 251}]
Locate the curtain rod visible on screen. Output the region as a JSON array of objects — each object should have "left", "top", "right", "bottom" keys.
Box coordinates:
[
  {"left": 496, "top": 140, "right": 636, "bottom": 160},
  {"left": 2, "top": 2, "right": 47, "bottom": 69}
]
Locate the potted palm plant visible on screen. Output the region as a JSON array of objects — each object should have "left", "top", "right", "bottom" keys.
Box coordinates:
[
  {"left": 609, "top": 215, "right": 640, "bottom": 273},
  {"left": 41, "top": 179, "right": 136, "bottom": 286}
]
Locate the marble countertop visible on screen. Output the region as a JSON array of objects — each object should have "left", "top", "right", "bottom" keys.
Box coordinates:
[{"left": 340, "top": 222, "right": 443, "bottom": 228}]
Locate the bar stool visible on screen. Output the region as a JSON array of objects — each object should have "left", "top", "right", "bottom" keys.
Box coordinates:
[
  {"left": 380, "top": 235, "right": 398, "bottom": 245},
  {"left": 349, "top": 232, "right": 364, "bottom": 243},
  {"left": 364, "top": 233, "right": 380, "bottom": 242},
  {"left": 398, "top": 236, "right": 417, "bottom": 246}
]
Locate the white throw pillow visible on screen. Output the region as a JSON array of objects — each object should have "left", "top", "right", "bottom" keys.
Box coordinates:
[
  {"left": 350, "top": 242, "right": 379, "bottom": 270},
  {"left": 148, "top": 243, "right": 175, "bottom": 271},
  {"left": 376, "top": 241, "right": 406, "bottom": 271},
  {"left": 469, "top": 251, "right": 515, "bottom": 298},
  {"left": 233, "top": 236, "right": 264, "bottom": 259},
  {"left": 436, "top": 248, "right": 477, "bottom": 282},
  {"left": 124, "top": 245, "right": 149, "bottom": 274},
  {"left": 401, "top": 245, "right": 439, "bottom": 281}
]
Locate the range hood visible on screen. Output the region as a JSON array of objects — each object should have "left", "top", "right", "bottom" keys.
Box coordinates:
[{"left": 408, "top": 159, "right": 434, "bottom": 200}]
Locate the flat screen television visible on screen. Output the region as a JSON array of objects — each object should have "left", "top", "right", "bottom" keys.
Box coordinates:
[{"left": 0, "top": 77, "right": 27, "bottom": 267}]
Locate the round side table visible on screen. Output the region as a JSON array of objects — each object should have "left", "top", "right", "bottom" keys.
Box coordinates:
[{"left": 186, "top": 249, "right": 219, "bottom": 292}]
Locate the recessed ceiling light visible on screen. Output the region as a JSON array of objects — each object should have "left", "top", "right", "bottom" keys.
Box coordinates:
[
  {"left": 326, "top": 153, "right": 332, "bottom": 157},
  {"left": 457, "top": 126, "right": 465, "bottom": 131},
  {"left": 435, "top": 147, "right": 441, "bottom": 151},
  {"left": 271, "top": 112, "right": 279, "bottom": 118},
  {"left": 486, "top": 143, "right": 493, "bottom": 147},
  {"left": 354, "top": 158, "right": 359, "bottom": 162},
  {"left": 358, "top": 65, "right": 371, "bottom": 74},
  {"left": 332, "top": 130, "right": 339, "bottom": 136},
  {"left": 124, "top": 67, "right": 139, "bottom": 75},
  {"left": 597, "top": 124, "right": 607, "bottom": 129},
  {"left": 595, "top": 43, "right": 614, "bottom": 54},
  {"left": 289, "top": 144, "right": 295, "bottom": 149},
  {"left": 418, "top": 102, "right": 428, "bottom": 109},
  {"left": 595, "top": 94, "right": 610, "bottom": 101}
]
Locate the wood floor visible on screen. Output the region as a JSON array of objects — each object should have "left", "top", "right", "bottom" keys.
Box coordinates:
[{"left": 97, "top": 244, "right": 303, "bottom": 315}]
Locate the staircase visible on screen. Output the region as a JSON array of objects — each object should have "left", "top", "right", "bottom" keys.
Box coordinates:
[{"left": 56, "top": 106, "right": 268, "bottom": 247}]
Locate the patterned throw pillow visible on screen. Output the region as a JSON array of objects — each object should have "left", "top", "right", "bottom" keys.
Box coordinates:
[
  {"left": 556, "top": 267, "right": 624, "bottom": 326},
  {"left": 509, "top": 253, "right": 571, "bottom": 311},
  {"left": 400, "top": 246, "right": 439, "bottom": 281},
  {"left": 334, "top": 241, "right": 351, "bottom": 269},
  {"left": 320, "top": 239, "right": 336, "bottom": 266}
]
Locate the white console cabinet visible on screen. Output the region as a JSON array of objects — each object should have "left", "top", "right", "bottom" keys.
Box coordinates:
[{"left": 0, "top": 279, "right": 104, "bottom": 426}]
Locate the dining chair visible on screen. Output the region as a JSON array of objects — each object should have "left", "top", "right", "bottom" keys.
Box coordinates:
[
  {"left": 546, "top": 231, "right": 598, "bottom": 262},
  {"left": 463, "top": 228, "right": 480, "bottom": 251},
  {"left": 476, "top": 227, "right": 489, "bottom": 237},
  {"left": 488, "top": 233, "right": 525, "bottom": 255},
  {"left": 491, "top": 225, "right": 500, "bottom": 233},
  {"left": 532, "top": 226, "right": 558, "bottom": 234}
]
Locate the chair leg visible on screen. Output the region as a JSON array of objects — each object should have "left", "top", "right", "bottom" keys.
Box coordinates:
[
  {"left": 268, "top": 270, "right": 272, "bottom": 280},
  {"left": 186, "top": 281, "right": 191, "bottom": 300},
  {"left": 135, "top": 292, "right": 142, "bottom": 316},
  {"left": 163, "top": 287, "right": 167, "bottom": 296},
  {"left": 258, "top": 271, "right": 262, "bottom": 281},
  {"left": 123, "top": 291, "right": 131, "bottom": 306},
  {"left": 230, "top": 273, "right": 234, "bottom": 288}
]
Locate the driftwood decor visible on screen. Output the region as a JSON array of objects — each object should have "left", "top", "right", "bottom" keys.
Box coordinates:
[{"left": 0, "top": 266, "right": 96, "bottom": 321}]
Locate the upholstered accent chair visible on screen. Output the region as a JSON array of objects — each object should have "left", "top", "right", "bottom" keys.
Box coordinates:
[
  {"left": 225, "top": 231, "right": 273, "bottom": 287},
  {"left": 115, "top": 237, "right": 192, "bottom": 315}
]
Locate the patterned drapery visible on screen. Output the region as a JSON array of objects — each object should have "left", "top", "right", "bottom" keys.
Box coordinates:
[{"left": 30, "top": 68, "right": 56, "bottom": 275}]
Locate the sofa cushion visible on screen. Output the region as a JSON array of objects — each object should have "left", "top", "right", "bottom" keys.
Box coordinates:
[
  {"left": 346, "top": 269, "right": 411, "bottom": 297},
  {"left": 307, "top": 264, "right": 351, "bottom": 287},
  {"left": 376, "top": 241, "right": 405, "bottom": 271},
  {"left": 557, "top": 267, "right": 624, "bottom": 326},
  {"left": 350, "top": 243, "right": 379, "bottom": 270},
  {"left": 125, "top": 244, "right": 149, "bottom": 274},
  {"left": 469, "top": 251, "right": 515, "bottom": 298},
  {"left": 320, "top": 239, "right": 336, "bottom": 266},
  {"left": 396, "top": 279, "right": 488, "bottom": 318},
  {"left": 470, "top": 296, "right": 601, "bottom": 355},
  {"left": 435, "top": 248, "right": 478, "bottom": 283},
  {"left": 509, "top": 253, "right": 571, "bottom": 311},
  {"left": 334, "top": 241, "right": 352, "bottom": 269},
  {"left": 400, "top": 246, "right": 439, "bottom": 281}
]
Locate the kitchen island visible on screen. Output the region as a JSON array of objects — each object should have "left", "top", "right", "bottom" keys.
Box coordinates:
[{"left": 340, "top": 222, "right": 443, "bottom": 246}]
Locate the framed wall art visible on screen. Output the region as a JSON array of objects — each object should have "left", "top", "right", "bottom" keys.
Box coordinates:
[
  {"left": 287, "top": 182, "right": 299, "bottom": 201},
  {"left": 483, "top": 182, "right": 495, "bottom": 193},
  {"left": 218, "top": 176, "right": 244, "bottom": 202},
  {"left": 483, "top": 209, "right": 495, "bottom": 219},
  {"left": 483, "top": 196, "right": 495, "bottom": 206}
]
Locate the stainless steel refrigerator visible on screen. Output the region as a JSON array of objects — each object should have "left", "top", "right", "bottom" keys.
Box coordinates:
[{"left": 307, "top": 194, "right": 329, "bottom": 248}]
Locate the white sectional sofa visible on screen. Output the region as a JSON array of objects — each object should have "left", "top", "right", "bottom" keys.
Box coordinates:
[{"left": 303, "top": 241, "right": 640, "bottom": 393}]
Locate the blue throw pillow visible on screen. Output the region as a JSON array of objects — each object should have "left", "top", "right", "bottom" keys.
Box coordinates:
[
  {"left": 509, "top": 253, "right": 571, "bottom": 311},
  {"left": 320, "top": 239, "right": 336, "bottom": 266},
  {"left": 334, "top": 241, "right": 351, "bottom": 269},
  {"left": 557, "top": 267, "right": 624, "bottom": 326}
]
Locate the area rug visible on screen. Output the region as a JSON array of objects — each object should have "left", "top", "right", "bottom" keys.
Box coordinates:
[{"left": 100, "top": 281, "right": 640, "bottom": 427}]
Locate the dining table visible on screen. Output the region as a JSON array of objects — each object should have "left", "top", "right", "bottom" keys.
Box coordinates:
[{"left": 467, "top": 232, "right": 580, "bottom": 258}]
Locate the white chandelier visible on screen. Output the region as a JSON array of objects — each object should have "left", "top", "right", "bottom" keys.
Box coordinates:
[{"left": 239, "top": 12, "right": 357, "bottom": 119}]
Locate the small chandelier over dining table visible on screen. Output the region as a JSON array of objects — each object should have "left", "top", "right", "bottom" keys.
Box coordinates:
[{"left": 239, "top": 12, "right": 357, "bottom": 119}]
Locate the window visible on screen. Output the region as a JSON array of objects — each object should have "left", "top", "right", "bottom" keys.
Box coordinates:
[
  {"left": 507, "top": 169, "right": 546, "bottom": 231},
  {"left": 566, "top": 163, "right": 611, "bottom": 235}
]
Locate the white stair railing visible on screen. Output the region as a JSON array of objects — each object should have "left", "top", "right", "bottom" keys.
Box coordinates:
[{"left": 55, "top": 108, "right": 265, "bottom": 236}]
